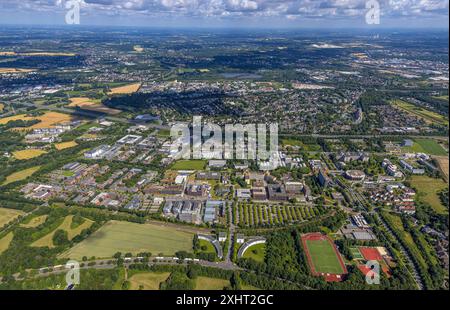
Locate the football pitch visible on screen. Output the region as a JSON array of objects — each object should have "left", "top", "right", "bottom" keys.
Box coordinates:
[
  {"left": 60, "top": 220, "right": 194, "bottom": 259},
  {"left": 305, "top": 239, "right": 345, "bottom": 275}
]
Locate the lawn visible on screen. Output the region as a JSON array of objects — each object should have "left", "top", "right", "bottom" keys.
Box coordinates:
[
  {"left": 305, "top": 239, "right": 345, "bottom": 275},
  {"left": 410, "top": 176, "right": 448, "bottom": 214},
  {"left": 60, "top": 220, "right": 194, "bottom": 259},
  {"left": 391, "top": 99, "right": 448, "bottom": 126},
  {"left": 402, "top": 139, "right": 447, "bottom": 156},
  {"left": 194, "top": 277, "right": 229, "bottom": 290},
  {"left": 0, "top": 208, "right": 25, "bottom": 227},
  {"left": 13, "top": 149, "right": 47, "bottom": 160},
  {"left": 128, "top": 272, "right": 170, "bottom": 290},
  {"left": 198, "top": 239, "right": 216, "bottom": 254},
  {"left": 242, "top": 243, "right": 266, "bottom": 263},
  {"left": 55, "top": 141, "right": 78, "bottom": 150},
  {"left": 32, "top": 215, "right": 94, "bottom": 248},
  {"left": 2, "top": 166, "right": 41, "bottom": 185},
  {"left": 20, "top": 215, "right": 48, "bottom": 228},
  {"left": 171, "top": 160, "right": 207, "bottom": 171},
  {"left": 0, "top": 232, "right": 14, "bottom": 254}
]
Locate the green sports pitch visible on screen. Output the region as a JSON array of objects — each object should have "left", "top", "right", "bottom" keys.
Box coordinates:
[{"left": 305, "top": 239, "right": 345, "bottom": 275}]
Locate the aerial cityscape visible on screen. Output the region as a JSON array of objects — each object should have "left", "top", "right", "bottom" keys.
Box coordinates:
[{"left": 0, "top": 0, "right": 448, "bottom": 297}]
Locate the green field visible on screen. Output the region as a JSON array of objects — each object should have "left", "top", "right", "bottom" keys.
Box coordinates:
[
  {"left": 194, "top": 277, "right": 229, "bottom": 290},
  {"left": 410, "top": 176, "right": 448, "bottom": 214},
  {"left": 402, "top": 139, "right": 447, "bottom": 156},
  {"left": 349, "top": 247, "right": 364, "bottom": 260},
  {"left": 20, "top": 215, "right": 48, "bottom": 228},
  {"left": 391, "top": 99, "right": 448, "bottom": 126},
  {"left": 2, "top": 166, "right": 41, "bottom": 185},
  {"left": 61, "top": 220, "right": 194, "bottom": 259},
  {"left": 198, "top": 239, "right": 216, "bottom": 254},
  {"left": 306, "top": 239, "right": 345, "bottom": 274},
  {"left": 0, "top": 232, "right": 14, "bottom": 254},
  {"left": 0, "top": 208, "right": 25, "bottom": 227},
  {"left": 242, "top": 243, "right": 266, "bottom": 263},
  {"left": 171, "top": 160, "right": 207, "bottom": 170},
  {"left": 129, "top": 272, "right": 170, "bottom": 290},
  {"left": 32, "top": 215, "right": 94, "bottom": 248},
  {"left": 281, "top": 139, "right": 322, "bottom": 151}
]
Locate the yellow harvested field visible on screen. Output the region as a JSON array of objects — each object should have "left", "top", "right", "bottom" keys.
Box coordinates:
[
  {"left": 0, "top": 103, "right": 4, "bottom": 112},
  {"left": 13, "top": 149, "right": 47, "bottom": 160},
  {"left": 435, "top": 156, "right": 449, "bottom": 182},
  {"left": 0, "top": 52, "right": 16, "bottom": 56},
  {"left": 55, "top": 141, "right": 78, "bottom": 150},
  {"left": 0, "top": 111, "right": 73, "bottom": 131},
  {"left": 20, "top": 215, "right": 48, "bottom": 228},
  {"left": 68, "top": 97, "right": 121, "bottom": 115},
  {"left": 32, "top": 215, "right": 94, "bottom": 248},
  {"left": 0, "top": 208, "right": 25, "bottom": 227},
  {"left": 2, "top": 166, "right": 41, "bottom": 185},
  {"left": 0, "top": 68, "right": 35, "bottom": 74},
  {"left": 0, "top": 232, "right": 14, "bottom": 255},
  {"left": 21, "top": 52, "right": 76, "bottom": 57},
  {"left": 108, "top": 83, "right": 141, "bottom": 95}
]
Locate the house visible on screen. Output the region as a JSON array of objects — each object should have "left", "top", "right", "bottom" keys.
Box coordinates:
[
  {"left": 236, "top": 234, "right": 245, "bottom": 244},
  {"left": 218, "top": 232, "right": 227, "bottom": 242}
]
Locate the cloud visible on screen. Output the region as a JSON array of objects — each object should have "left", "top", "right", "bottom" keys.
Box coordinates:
[{"left": 0, "top": 0, "right": 448, "bottom": 22}]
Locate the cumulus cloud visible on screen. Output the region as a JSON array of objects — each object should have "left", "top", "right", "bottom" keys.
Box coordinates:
[{"left": 0, "top": 0, "right": 448, "bottom": 21}]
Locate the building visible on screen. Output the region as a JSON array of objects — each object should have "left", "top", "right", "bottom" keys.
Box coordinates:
[
  {"left": 267, "top": 184, "right": 288, "bottom": 201},
  {"left": 196, "top": 172, "right": 221, "bottom": 180},
  {"left": 236, "top": 189, "right": 252, "bottom": 200},
  {"left": 318, "top": 169, "right": 331, "bottom": 187},
  {"left": 84, "top": 145, "right": 111, "bottom": 159},
  {"left": 345, "top": 170, "right": 366, "bottom": 181},
  {"left": 251, "top": 187, "right": 267, "bottom": 200},
  {"left": 285, "top": 182, "right": 304, "bottom": 197},
  {"left": 402, "top": 139, "right": 414, "bottom": 147},
  {"left": 218, "top": 232, "right": 227, "bottom": 242},
  {"left": 204, "top": 200, "right": 224, "bottom": 224},
  {"left": 400, "top": 160, "right": 425, "bottom": 175},
  {"left": 185, "top": 184, "right": 208, "bottom": 197},
  {"left": 209, "top": 160, "right": 227, "bottom": 169},
  {"left": 236, "top": 234, "right": 245, "bottom": 244},
  {"left": 352, "top": 214, "right": 369, "bottom": 228},
  {"left": 117, "top": 135, "right": 143, "bottom": 145}
]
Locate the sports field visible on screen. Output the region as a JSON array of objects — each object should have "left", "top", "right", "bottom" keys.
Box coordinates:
[
  {"left": 402, "top": 139, "right": 447, "bottom": 156},
  {"left": 12, "top": 149, "right": 47, "bottom": 160},
  {"left": 171, "top": 160, "right": 207, "bottom": 170},
  {"left": 0, "top": 208, "right": 25, "bottom": 227},
  {"left": 2, "top": 166, "right": 41, "bottom": 185},
  {"left": 349, "top": 247, "right": 364, "bottom": 260},
  {"left": 410, "top": 176, "right": 448, "bottom": 214},
  {"left": 60, "top": 220, "right": 194, "bottom": 259},
  {"left": 302, "top": 233, "right": 347, "bottom": 280},
  {"left": 32, "top": 215, "right": 94, "bottom": 248}
]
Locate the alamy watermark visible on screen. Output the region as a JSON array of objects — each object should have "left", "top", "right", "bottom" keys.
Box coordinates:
[
  {"left": 170, "top": 116, "right": 280, "bottom": 171},
  {"left": 57, "top": 0, "right": 81, "bottom": 25},
  {"left": 366, "top": 0, "right": 381, "bottom": 25},
  {"left": 65, "top": 260, "right": 80, "bottom": 288}
]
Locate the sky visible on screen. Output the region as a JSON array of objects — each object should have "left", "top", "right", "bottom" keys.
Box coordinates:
[{"left": 0, "top": 0, "right": 448, "bottom": 28}]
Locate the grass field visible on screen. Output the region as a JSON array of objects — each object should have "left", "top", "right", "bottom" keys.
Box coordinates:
[
  {"left": 0, "top": 232, "right": 14, "bottom": 254},
  {"left": 391, "top": 99, "right": 448, "bottom": 126},
  {"left": 108, "top": 83, "right": 141, "bottom": 95},
  {"left": 433, "top": 95, "right": 449, "bottom": 101},
  {"left": 281, "top": 139, "right": 322, "bottom": 151},
  {"left": 12, "top": 149, "right": 47, "bottom": 160},
  {"left": 0, "top": 111, "right": 73, "bottom": 131},
  {"left": 402, "top": 139, "right": 447, "bottom": 156},
  {"left": 129, "top": 272, "right": 170, "bottom": 290},
  {"left": 242, "top": 243, "right": 266, "bottom": 263},
  {"left": 2, "top": 166, "right": 41, "bottom": 185},
  {"left": 32, "top": 215, "right": 94, "bottom": 248},
  {"left": 349, "top": 247, "right": 364, "bottom": 260},
  {"left": 305, "top": 239, "right": 345, "bottom": 275},
  {"left": 60, "top": 220, "right": 194, "bottom": 259},
  {"left": 171, "top": 160, "right": 207, "bottom": 170},
  {"left": 68, "top": 97, "right": 121, "bottom": 115},
  {"left": 435, "top": 156, "right": 449, "bottom": 182},
  {"left": 55, "top": 141, "right": 78, "bottom": 150},
  {"left": 20, "top": 215, "right": 48, "bottom": 228},
  {"left": 199, "top": 239, "right": 216, "bottom": 254},
  {"left": 194, "top": 277, "right": 229, "bottom": 290},
  {"left": 410, "top": 176, "right": 448, "bottom": 214},
  {"left": 0, "top": 208, "right": 25, "bottom": 227}
]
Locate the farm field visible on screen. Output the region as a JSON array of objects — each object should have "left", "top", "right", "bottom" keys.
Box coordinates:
[
  {"left": 20, "top": 215, "right": 48, "bottom": 228},
  {"left": 12, "top": 149, "right": 47, "bottom": 160},
  {"left": 108, "top": 83, "right": 141, "bottom": 95},
  {"left": 391, "top": 99, "right": 448, "bottom": 126},
  {"left": 32, "top": 215, "right": 94, "bottom": 248},
  {"left": 0, "top": 68, "right": 35, "bottom": 74},
  {"left": 242, "top": 243, "right": 266, "bottom": 262},
  {"left": 0, "top": 103, "right": 4, "bottom": 112},
  {"left": 410, "top": 176, "right": 448, "bottom": 214},
  {"left": 55, "top": 141, "right": 78, "bottom": 150},
  {"left": 60, "top": 220, "right": 194, "bottom": 259},
  {"left": 171, "top": 160, "right": 207, "bottom": 171},
  {"left": 435, "top": 156, "right": 449, "bottom": 182},
  {"left": 194, "top": 277, "right": 229, "bottom": 290},
  {"left": 0, "top": 111, "right": 73, "bottom": 131},
  {"left": 234, "top": 203, "right": 321, "bottom": 227},
  {"left": 402, "top": 139, "right": 448, "bottom": 156},
  {"left": 0, "top": 232, "right": 14, "bottom": 254},
  {"left": 302, "top": 233, "right": 346, "bottom": 278},
  {"left": 0, "top": 208, "right": 25, "bottom": 227},
  {"left": 2, "top": 166, "right": 41, "bottom": 185},
  {"left": 68, "top": 97, "right": 121, "bottom": 115},
  {"left": 128, "top": 272, "right": 170, "bottom": 290}
]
